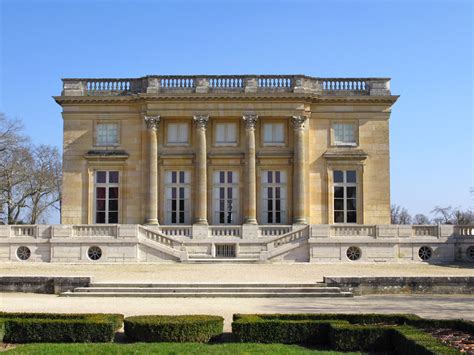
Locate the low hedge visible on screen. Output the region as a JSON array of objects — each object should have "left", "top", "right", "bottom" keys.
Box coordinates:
[
  {"left": 0, "top": 312, "right": 123, "bottom": 343},
  {"left": 232, "top": 314, "right": 468, "bottom": 353},
  {"left": 124, "top": 315, "right": 224, "bottom": 342}
]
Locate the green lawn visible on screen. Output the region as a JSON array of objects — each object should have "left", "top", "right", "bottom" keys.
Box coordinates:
[{"left": 5, "top": 343, "right": 364, "bottom": 354}]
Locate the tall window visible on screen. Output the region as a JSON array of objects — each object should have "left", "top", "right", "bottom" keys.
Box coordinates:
[
  {"left": 261, "top": 171, "right": 287, "bottom": 224},
  {"left": 165, "top": 171, "right": 190, "bottom": 224},
  {"left": 215, "top": 123, "right": 237, "bottom": 145},
  {"left": 95, "top": 171, "right": 119, "bottom": 223},
  {"left": 213, "top": 171, "right": 239, "bottom": 224},
  {"left": 263, "top": 123, "right": 284, "bottom": 145},
  {"left": 167, "top": 123, "right": 189, "bottom": 144},
  {"left": 96, "top": 123, "right": 118, "bottom": 145},
  {"left": 333, "top": 170, "right": 357, "bottom": 223},
  {"left": 333, "top": 123, "right": 356, "bottom": 145}
]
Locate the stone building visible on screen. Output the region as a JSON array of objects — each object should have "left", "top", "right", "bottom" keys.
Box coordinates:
[
  {"left": 2, "top": 74, "right": 471, "bottom": 264},
  {"left": 54, "top": 75, "right": 396, "bottom": 228}
]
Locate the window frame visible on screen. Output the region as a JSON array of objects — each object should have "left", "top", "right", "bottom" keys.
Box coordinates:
[
  {"left": 95, "top": 122, "right": 120, "bottom": 147},
  {"left": 164, "top": 170, "right": 191, "bottom": 225},
  {"left": 93, "top": 170, "right": 120, "bottom": 224},
  {"left": 214, "top": 121, "right": 238, "bottom": 147},
  {"left": 260, "top": 170, "right": 287, "bottom": 224},
  {"left": 262, "top": 121, "right": 286, "bottom": 146},
  {"left": 331, "top": 121, "right": 358, "bottom": 147},
  {"left": 166, "top": 121, "right": 190, "bottom": 146}
]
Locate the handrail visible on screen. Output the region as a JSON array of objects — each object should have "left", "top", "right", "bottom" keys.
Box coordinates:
[{"left": 138, "top": 226, "right": 183, "bottom": 249}]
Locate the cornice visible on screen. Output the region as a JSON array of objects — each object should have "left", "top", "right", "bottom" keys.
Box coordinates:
[{"left": 53, "top": 93, "right": 399, "bottom": 105}]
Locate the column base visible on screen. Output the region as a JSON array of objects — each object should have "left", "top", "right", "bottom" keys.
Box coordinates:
[
  {"left": 193, "top": 218, "right": 208, "bottom": 225},
  {"left": 293, "top": 218, "right": 307, "bottom": 225},
  {"left": 144, "top": 219, "right": 159, "bottom": 225},
  {"left": 243, "top": 218, "right": 258, "bottom": 225}
]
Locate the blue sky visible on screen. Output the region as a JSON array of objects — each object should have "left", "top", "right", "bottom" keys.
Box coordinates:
[{"left": 0, "top": 0, "right": 472, "bottom": 219}]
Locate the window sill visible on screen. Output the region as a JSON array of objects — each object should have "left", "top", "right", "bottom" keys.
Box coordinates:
[
  {"left": 333, "top": 143, "right": 358, "bottom": 147},
  {"left": 215, "top": 143, "right": 238, "bottom": 147}
]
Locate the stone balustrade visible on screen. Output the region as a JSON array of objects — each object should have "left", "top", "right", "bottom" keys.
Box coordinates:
[
  {"left": 209, "top": 226, "right": 242, "bottom": 237},
  {"left": 160, "top": 226, "right": 192, "bottom": 238},
  {"left": 73, "top": 225, "right": 118, "bottom": 237},
  {"left": 61, "top": 75, "right": 392, "bottom": 97},
  {"left": 259, "top": 225, "right": 292, "bottom": 237}
]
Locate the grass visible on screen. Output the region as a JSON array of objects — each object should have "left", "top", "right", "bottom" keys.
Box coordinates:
[{"left": 4, "top": 342, "right": 364, "bottom": 354}]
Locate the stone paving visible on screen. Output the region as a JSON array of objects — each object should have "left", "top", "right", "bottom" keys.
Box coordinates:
[
  {"left": 1, "top": 262, "right": 473, "bottom": 283},
  {"left": 0, "top": 293, "right": 472, "bottom": 331}
]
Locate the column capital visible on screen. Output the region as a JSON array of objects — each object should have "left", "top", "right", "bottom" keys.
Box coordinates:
[
  {"left": 144, "top": 115, "right": 161, "bottom": 130},
  {"left": 291, "top": 115, "right": 308, "bottom": 129},
  {"left": 242, "top": 114, "right": 259, "bottom": 130},
  {"left": 193, "top": 115, "right": 209, "bottom": 129}
]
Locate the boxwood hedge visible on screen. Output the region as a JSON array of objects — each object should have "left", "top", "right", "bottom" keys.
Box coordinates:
[
  {"left": 0, "top": 312, "right": 123, "bottom": 343},
  {"left": 124, "top": 315, "right": 224, "bottom": 342},
  {"left": 232, "top": 313, "right": 471, "bottom": 353}
]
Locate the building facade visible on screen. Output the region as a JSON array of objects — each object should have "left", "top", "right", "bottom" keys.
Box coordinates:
[{"left": 55, "top": 75, "right": 396, "bottom": 228}]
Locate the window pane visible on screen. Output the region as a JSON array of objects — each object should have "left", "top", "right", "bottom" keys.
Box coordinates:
[
  {"left": 179, "top": 199, "right": 185, "bottom": 210},
  {"left": 347, "top": 198, "right": 357, "bottom": 210},
  {"left": 171, "top": 212, "right": 176, "bottom": 224},
  {"left": 267, "top": 200, "right": 273, "bottom": 211},
  {"left": 275, "top": 171, "right": 280, "bottom": 183},
  {"left": 334, "top": 211, "right": 344, "bottom": 223},
  {"left": 347, "top": 211, "right": 357, "bottom": 223},
  {"left": 108, "top": 212, "right": 118, "bottom": 224},
  {"left": 96, "top": 171, "right": 106, "bottom": 183},
  {"left": 109, "top": 171, "right": 119, "bottom": 183},
  {"left": 179, "top": 212, "right": 185, "bottom": 223},
  {"left": 96, "top": 199, "right": 106, "bottom": 211},
  {"left": 219, "top": 171, "right": 225, "bottom": 183},
  {"left": 274, "top": 123, "right": 284, "bottom": 142},
  {"left": 334, "top": 186, "right": 344, "bottom": 198},
  {"left": 268, "top": 212, "right": 273, "bottom": 223},
  {"left": 334, "top": 199, "right": 344, "bottom": 211},
  {"left": 178, "top": 123, "right": 188, "bottom": 143},
  {"left": 216, "top": 123, "right": 225, "bottom": 142},
  {"left": 219, "top": 212, "right": 225, "bottom": 223},
  {"left": 226, "top": 123, "right": 236, "bottom": 142},
  {"left": 346, "top": 170, "right": 357, "bottom": 183},
  {"left": 96, "top": 212, "right": 105, "bottom": 224},
  {"left": 227, "top": 171, "right": 232, "bottom": 183},
  {"left": 347, "top": 186, "right": 357, "bottom": 198},
  {"left": 333, "top": 170, "right": 343, "bottom": 183},
  {"left": 263, "top": 124, "right": 272, "bottom": 142},
  {"left": 172, "top": 171, "right": 177, "bottom": 183},
  {"left": 171, "top": 200, "right": 176, "bottom": 211},
  {"left": 227, "top": 187, "right": 233, "bottom": 198},
  {"left": 96, "top": 187, "right": 106, "bottom": 199},
  {"left": 109, "top": 200, "right": 118, "bottom": 211},
  {"left": 275, "top": 187, "right": 280, "bottom": 199},
  {"left": 276, "top": 212, "right": 281, "bottom": 224},
  {"left": 167, "top": 124, "right": 177, "bottom": 142},
  {"left": 267, "top": 171, "right": 273, "bottom": 183},
  {"left": 179, "top": 187, "right": 184, "bottom": 199},
  {"left": 109, "top": 187, "right": 118, "bottom": 199}
]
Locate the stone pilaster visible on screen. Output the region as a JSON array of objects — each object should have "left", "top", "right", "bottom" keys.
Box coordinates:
[
  {"left": 144, "top": 115, "right": 160, "bottom": 225},
  {"left": 193, "top": 115, "right": 209, "bottom": 225},
  {"left": 292, "top": 115, "right": 307, "bottom": 224},
  {"left": 242, "top": 114, "right": 259, "bottom": 224}
]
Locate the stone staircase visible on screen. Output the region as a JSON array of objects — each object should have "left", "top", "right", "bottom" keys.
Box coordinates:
[{"left": 60, "top": 282, "right": 353, "bottom": 298}]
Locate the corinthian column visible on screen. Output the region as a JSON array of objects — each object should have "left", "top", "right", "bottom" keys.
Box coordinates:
[
  {"left": 193, "top": 115, "right": 209, "bottom": 225},
  {"left": 242, "top": 114, "right": 258, "bottom": 224},
  {"left": 144, "top": 115, "right": 160, "bottom": 225},
  {"left": 292, "top": 115, "right": 307, "bottom": 224}
]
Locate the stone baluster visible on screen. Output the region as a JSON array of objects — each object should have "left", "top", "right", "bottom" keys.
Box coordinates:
[
  {"left": 292, "top": 115, "right": 308, "bottom": 224},
  {"left": 242, "top": 114, "right": 259, "bottom": 224},
  {"left": 144, "top": 115, "right": 160, "bottom": 225},
  {"left": 193, "top": 115, "right": 209, "bottom": 225}
]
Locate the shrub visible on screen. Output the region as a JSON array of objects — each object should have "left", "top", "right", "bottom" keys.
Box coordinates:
[
  {"left": 0, "top": 313, "right": 123, "bottom": 343},
  {"left": 391, "top": 326, "right": 460, "bottom": 355},
  {"left": 124, "top": 315, "right": 224, "bottom": 342},
  {"left": 232, "top": 313, "right": 470, "bottom": 353},
  {"left": 329, "top": 323, "right": 392, "bottom": 351}
]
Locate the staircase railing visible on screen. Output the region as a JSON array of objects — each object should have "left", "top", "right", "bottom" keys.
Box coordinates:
[
  {"left": 138, "top": 226, "right": 187, "bottom": 260},
  {"left": 261, "top": 225, "right": 310, "bottom": 260}
]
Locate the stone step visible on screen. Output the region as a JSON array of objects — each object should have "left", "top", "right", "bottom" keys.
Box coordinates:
[
  {"left": 185, "top": 258, "right": 260, "bottom": 263},
  {"left": 60, "top": 291, "right": 353, "bottom": 298},
  {"left": 89, "top": 282, "right": 327, "bottom": 288},
  {"left": 72, "top": 287, "right": 342, "bottom": 293}
]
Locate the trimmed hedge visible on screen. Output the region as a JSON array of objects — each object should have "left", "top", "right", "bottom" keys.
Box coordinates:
[
  {"left": 232, "top": 314, "right": 469, "bottom": 353},
  {"left": 124, "top": 315, "right": 224, "bottom": 342},
  {"left": 0, "top": 312, "right": 123, "bottom": 343}
]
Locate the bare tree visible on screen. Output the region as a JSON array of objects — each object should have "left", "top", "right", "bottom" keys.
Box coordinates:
[
  {"left": 451, "top": 208, "right": 474, "bottom": 225},
  {"left": 431, "top": 206, "right": 453, "bottom": 224},
  {"left": 413, "top": 214, "right": 431, "bottom": 225},
  {"left": 391, "top": 204, "right": 412, "bottom": 224},
  {"left": 0, "top": 114, "right": 61, "bottom": 224},
  {"left": 26, "top": 145, "right": 62, "bottom": 223}
]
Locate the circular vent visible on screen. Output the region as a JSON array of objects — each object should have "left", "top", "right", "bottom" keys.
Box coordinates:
[
  {"left": 418, "top": 246, "right": 432, "bottom": 261},
  {"left": 16, "top": 246, "right": 31, "bottom": 261},
  {"left": 87, "top": 246, "right": 102, "bottom": 261},
  {"left": 346, "top": 246, "right": 361, "bottom": 261},
  {"left": 467, "top": 246, "right": 474, "bottom": 260}
]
